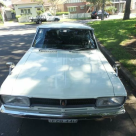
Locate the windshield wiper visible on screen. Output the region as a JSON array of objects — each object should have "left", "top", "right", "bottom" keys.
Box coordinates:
[{"left": 69, "top": 48, "right": 92, "bottom": 52}]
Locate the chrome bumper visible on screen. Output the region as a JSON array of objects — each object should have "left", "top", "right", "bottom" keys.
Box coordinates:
[{"left": 0, "top": 105, "right": 125, "bottom": 120}]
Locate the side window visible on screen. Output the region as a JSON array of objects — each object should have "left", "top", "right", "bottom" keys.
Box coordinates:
[
  {"left": 28, "top": 9, "right": 30, "bottom": 14},
  {"left": 21, "top": 9, "right": 24, "bottom": 14}
]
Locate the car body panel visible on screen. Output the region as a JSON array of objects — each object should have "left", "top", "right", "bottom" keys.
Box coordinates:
[{"left": 1, "top": 49, "right": 115, "bottom": 99}]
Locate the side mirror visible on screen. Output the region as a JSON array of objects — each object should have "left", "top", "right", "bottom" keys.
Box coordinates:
[
  {"left": 113, "top": 62, "right": 120, "bottom": 77},
  {"left": 6, "top": 62, "right": 15, "bottom": 68},
  {"left": 6, "top": 62, "right": 15, "bottom": 75}
]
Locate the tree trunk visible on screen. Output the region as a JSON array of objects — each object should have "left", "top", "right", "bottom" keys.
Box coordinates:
[
  {"left": 101, "top": 0, "right": 105, "bottom": 20},
  {"left": 123, "top": 0, "right": 131, "bottom": 20}
]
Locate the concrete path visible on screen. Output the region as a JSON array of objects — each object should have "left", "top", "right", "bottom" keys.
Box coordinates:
[{"left": 3, "top": 21, "right": 20, "bottom": 26}]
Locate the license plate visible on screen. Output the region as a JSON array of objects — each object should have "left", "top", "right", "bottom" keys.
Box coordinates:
[{"left": 48, "top": 119, "right": 78, "bottom": 123}]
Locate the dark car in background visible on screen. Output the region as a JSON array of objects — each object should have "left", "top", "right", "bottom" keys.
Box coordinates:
[{"left": 91, "top": 10, "right": 109, "bottom": 19}]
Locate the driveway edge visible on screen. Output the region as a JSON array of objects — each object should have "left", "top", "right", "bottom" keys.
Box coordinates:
[{"left": 97, "top": 40, "right": 136, "bottom": 90}]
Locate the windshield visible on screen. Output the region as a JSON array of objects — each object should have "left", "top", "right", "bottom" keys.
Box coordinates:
[
  {"left": 47, "top": 13, "right": 52, "bottom": 16},
  {"left": 32, "top": 28, "right": 96, "bottom": 50}
]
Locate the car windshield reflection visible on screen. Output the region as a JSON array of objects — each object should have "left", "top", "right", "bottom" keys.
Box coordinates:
[{"left": 32, "top": 28, "right": 96, "bottom": 50}]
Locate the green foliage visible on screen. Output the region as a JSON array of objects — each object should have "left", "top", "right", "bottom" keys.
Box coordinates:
[
  {"left": 11, "top": 9, "right": 16, "bottom": 14},
  {"left": 56, "top": 12, "right": 69, "bottom": 16},
  {"left": 0, "top": 1, "right": 6, "bottom": 7},
  {"left": 86, "top": 0, "right": 110, "bottom": 10},
  {"left": 36, "top": 10, "right": 44, "bottom": 15},
  {"left": 105, "top": 6, "right": 117, "bottom": 14},
  {"left": 0, "top": 11, "right": 3, "bottom": 22},
  {"left": 16, "top": 15, "right": 21, "bottom": 19},
  {"left": 105, "top": 6, "right": 117, "bottom": 12}
]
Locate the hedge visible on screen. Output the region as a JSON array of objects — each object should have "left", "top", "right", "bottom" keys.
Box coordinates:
[{"left": 56, "top": 12, "right": 69, "bottom": 16}]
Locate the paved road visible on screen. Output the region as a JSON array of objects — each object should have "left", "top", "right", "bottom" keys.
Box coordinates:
[{"left": 0, "top": 24, "right": 136, "bottom": 136}]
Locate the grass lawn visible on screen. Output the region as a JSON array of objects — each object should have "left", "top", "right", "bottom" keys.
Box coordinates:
[{"left": 88, "top": 18, "right": 136, "bottom": 78}]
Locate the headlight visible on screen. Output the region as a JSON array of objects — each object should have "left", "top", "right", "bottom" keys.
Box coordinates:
[
  {"left": 96, "top": 97, "right": 125, "bottom": 107},
  {"left": 1, "top": 95, "right": 30, "bottom": 107}
]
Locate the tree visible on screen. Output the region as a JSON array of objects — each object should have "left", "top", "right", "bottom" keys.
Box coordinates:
[
  {"left": 48, "top": 0, "right": 67, "bottom": 15},
  {"left": 86, "top": 0, "right": 110, "bottom": 11},
  {"left": 123, "top": 0, "right": 131, "bottom": 20}
]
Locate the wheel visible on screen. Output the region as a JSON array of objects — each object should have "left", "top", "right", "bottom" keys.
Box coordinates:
[
  {"left": 39, "top": 20, "right": 42, "bottom": 24},
  {"left": 54, "top": 18, "right": 59, "bottom": 21},
  {"left": 36, "top": 21, "right": 39, "bottom": 24}
]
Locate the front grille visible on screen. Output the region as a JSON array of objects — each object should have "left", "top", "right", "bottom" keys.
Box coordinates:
[
  {"left": 31, "top": 98, "right": 60, "bottom": 106},
  {"left": 30, "top": 98, "right": 96, "bottom": 107},
  {"left": 67, "top": 99, "right": 96, "bottom": 105}
]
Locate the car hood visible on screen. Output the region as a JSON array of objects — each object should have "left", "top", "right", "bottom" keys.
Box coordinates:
[{"left": 1, "top": 49, "right": 114, "bottom": 99}]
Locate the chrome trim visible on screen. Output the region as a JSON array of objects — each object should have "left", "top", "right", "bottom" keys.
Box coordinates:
[{"left": 0, "top": 105, "right": 125, "bottom": 119}]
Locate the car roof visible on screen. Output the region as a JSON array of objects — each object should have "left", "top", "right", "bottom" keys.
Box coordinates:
[{"left": 38, "top": 23, "right": 94, "bottom": 30}]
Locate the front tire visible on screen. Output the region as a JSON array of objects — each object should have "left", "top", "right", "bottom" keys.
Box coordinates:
[
  {"left": 39, "top": 20, "right": 42, "bottom": 24},
  {"left": 54, "top": 18, "right": 59, "bottom": 21}
]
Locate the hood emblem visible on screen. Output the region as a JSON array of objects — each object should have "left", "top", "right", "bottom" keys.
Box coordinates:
[{"left": 60, "top": 100, "right": 67, "bottom": 106}]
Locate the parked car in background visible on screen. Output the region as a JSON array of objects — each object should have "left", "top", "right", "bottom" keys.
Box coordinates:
[
  {"left": 29, "top": 12, "right": 60, "bottom": 24},
  {"left": 91, "top": 10, "right": 109, "bottom": 19},
  {"left": 0, "top": 23, "right": 127, "bottom": 123}
]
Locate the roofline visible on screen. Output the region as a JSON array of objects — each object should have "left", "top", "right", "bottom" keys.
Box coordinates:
[
  {"left": 12, "top": 2, "right": 39, "bottom": 5},
  {"left": 37, "top": 23, "right": 94, "bottom": 30}
]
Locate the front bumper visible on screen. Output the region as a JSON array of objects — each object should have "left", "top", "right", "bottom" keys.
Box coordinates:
[{"left": 0, "top": 105, "right": 125, "bottom": 120}]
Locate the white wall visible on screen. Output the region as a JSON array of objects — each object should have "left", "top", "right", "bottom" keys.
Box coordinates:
[
  {"left": 131, "top": 0, "right": 136, "bottom": 10},
  {"left": 14, "top": 3, "right": 44, "bottom": 17},
  {"left": 69, "top": 13, "right": 91, "bottom": 18}
]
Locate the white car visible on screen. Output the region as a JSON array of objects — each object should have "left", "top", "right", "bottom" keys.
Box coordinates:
[
  {"left": 0, "top": 23, "right": 127, "bottom": 123},
  {"left": 29, "top": 12, "right": 60, "bottom": 24}
]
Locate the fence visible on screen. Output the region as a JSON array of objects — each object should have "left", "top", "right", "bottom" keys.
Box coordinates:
[
  {"left": 18, "top": 16, "right": 30, "bottom": 23},
  {"left": 69, "top": 13, "right": 91, "bottom": 19}
]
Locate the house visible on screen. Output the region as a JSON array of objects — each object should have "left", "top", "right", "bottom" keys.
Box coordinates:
[
  {"left": 110, "top": 0, "right": 126, "bottom": 13},
  {"left": 12, "top": 0, "right": 44, "bottom": 17},
  {"left": 131, "top": 0, "right": 136, "bottom": 13},
  {"left": 57, "top": 0, "right": 89, "bottom": 14},
  {"left": 111, "top": 0, "right": 136, "bottom": 13}
]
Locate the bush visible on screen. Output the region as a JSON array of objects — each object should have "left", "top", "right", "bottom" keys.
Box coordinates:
[
  {"left": 11, "top": 9, "right": 15, "bottom": 14},
  {"left": 36, "top": 10, "right": 44, "bottom": 16},
  {"left": 0, "top": 11, "right": 3, "bottom": 22},
  {"left": 16, "top": 15, "right": 21, "bottom": 19},
  {"left": 56, "top": 12, "right": 69, "bottom": 16},
  {"left": 105, "top": 6, "right": 117, "bottom": 14}
]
